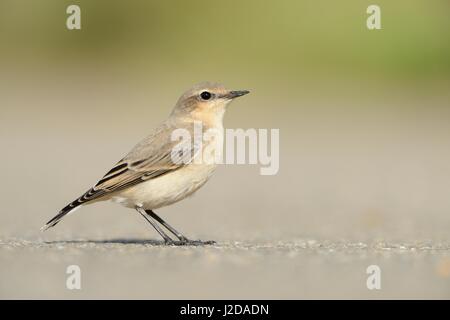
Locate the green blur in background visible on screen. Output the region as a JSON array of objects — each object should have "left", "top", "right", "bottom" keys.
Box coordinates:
[{"left": 1, "top": 0, "right": 449, "bottom": 82}]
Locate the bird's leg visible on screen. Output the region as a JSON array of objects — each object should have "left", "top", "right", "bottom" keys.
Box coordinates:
[
  {"left": 146, "top": 210, "right": 216, "bottom": 245},
  {"left": 145, "top": 210, "right": 189, "bottom": 243},
  {"left": 136, "top": 207, "right": 174, "bottom": 244}
]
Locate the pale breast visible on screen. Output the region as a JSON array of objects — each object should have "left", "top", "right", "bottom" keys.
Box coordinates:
[{"left": 111, "top": 162, "right": 217, "bottom": 210}]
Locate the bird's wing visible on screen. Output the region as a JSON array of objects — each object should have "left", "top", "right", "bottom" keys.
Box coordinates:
[{"left": 72, "top": 122, "right": 199, "bottom": 206}]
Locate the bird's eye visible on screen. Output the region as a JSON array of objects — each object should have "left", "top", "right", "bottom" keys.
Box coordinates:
[{"left": 200, "top": 91, "right": 212, "bottom": 100}]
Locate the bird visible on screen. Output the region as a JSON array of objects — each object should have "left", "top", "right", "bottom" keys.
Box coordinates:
[{"left": 41, "top": 82, "right": 249, "bottom": 245}]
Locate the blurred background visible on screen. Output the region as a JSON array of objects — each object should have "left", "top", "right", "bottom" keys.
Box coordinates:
[{"left": 0, "top": 0, "right": 449, "bottom": 299}]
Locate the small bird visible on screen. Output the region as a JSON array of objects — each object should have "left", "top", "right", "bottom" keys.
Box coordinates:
[{"left": 42, "top": 82, "right": 249, "bottom": 245}]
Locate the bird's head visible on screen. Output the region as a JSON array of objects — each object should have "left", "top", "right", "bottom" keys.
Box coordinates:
[{"left": 171, "top": 82, "right": 249, "bottom": 126}]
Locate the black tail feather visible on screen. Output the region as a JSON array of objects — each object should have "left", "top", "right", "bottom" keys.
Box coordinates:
[{"left": 41, "top": 201, "right": 82, "bottom": 231}]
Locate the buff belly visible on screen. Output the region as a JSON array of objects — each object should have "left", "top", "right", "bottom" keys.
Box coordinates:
[{"left": 109, "top": 163, "right": 217, "bottom": 210}]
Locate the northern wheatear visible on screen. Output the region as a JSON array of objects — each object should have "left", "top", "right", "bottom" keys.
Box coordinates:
[{"left": 42, "top": 82, "right": 249, "bottom": 245}]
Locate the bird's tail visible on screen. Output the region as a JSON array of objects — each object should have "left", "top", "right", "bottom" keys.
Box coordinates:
[
  {"left": 41, "top": 187, "right": 102, "bottom": 231},
  {"left": 41, "top": 201, "right": 82, "bottom": 231}
]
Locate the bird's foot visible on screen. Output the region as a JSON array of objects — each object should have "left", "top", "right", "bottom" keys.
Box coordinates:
[
  {"left": 170, "top": 238, "right": 216, "bottom": 246},
  {"left": 163, "top": 238, "right": 176, "bottom": 245}
]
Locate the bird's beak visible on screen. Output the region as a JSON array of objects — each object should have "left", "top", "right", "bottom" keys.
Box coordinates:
[{"left": 223, "top": 90, "right": 250, "bottom": 99}]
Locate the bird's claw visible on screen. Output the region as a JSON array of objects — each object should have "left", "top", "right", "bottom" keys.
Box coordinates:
[{"left": 165, "top": 239, "right": 216, "bottom": 246}]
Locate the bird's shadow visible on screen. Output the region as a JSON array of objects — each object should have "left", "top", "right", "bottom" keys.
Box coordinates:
[{"left": 43, "top": 238, "right": 216, "bottom": 247}]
